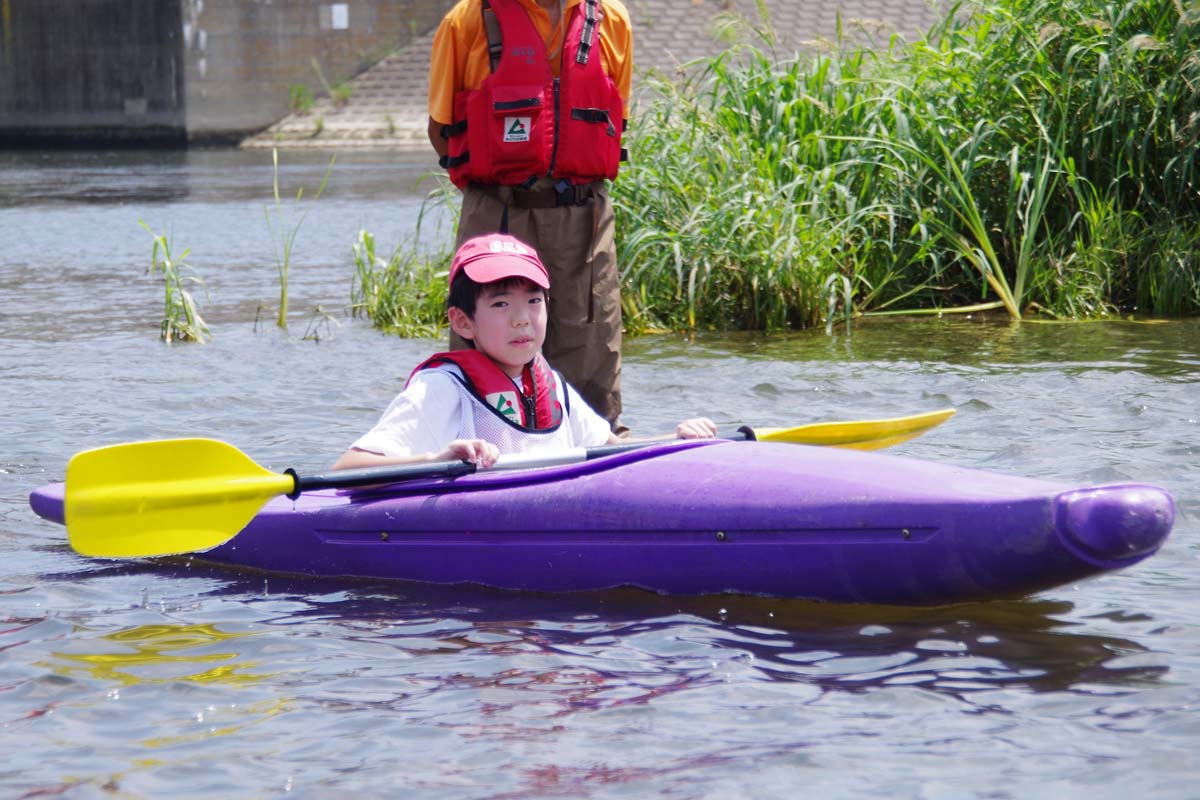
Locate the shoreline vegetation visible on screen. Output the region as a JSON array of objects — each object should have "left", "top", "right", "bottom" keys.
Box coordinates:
[
  {"left": 142, "top": 0, "right": 1197, "bottom": 342},
  {"left": 359, "top": 0, "right": 1197, "bottom": 337},
  {"left": 610, "top": 0, "right": 1199, "bottom": 332}
]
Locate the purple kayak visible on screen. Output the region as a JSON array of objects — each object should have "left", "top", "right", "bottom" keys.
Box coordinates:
[{"left": 28, "top": 441, "right": 1173, "bottom": 604}]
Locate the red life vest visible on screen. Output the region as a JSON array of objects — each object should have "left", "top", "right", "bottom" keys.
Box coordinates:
[
  {"left": 408, "top": 349, "right": 564, "bottom": 431},
  {"left": 444, "top": 0, "right": 624, "bottom": 189}
]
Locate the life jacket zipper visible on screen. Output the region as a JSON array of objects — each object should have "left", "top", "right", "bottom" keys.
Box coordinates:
[
  {"left": 521, "top": 391, "right": 536, "bottom": 425},
  {"left": 512, "top": 370, "right": 538, "bottom": 427}
]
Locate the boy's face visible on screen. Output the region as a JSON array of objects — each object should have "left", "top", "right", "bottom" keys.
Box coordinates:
[{"left": 449, "top": 279, "right": 548, "bottom": 378}]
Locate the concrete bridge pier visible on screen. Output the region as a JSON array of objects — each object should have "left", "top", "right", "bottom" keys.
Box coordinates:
[{"left": 0, "top": 0, "right": 452, "bottom": 146}]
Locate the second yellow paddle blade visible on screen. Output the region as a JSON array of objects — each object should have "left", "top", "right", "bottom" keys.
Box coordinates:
[
  {"left": 755, "top": 408, "right": 956, "bottom": 449},
  {"left": 65, "top": 438, "right": 294, "bottom": 558}
]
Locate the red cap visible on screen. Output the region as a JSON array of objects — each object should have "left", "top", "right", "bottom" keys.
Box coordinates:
[{"left": 448, "top": 233, "right": 550, "bottom": 290}]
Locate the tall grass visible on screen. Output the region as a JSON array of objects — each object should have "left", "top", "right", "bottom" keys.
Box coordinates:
[
  {"left": 265, "top": 149, "right": 334, "bottom": 328},
  {"left": 350, "top": 180, "right": 459, "bottom": 337},
  {"left": 139, "top": 221, "right": 210, "bottom": 344},
  {"left": 350, "top": 230, "right": 451, "bottom": 338},
  {"left": 613, "top": 0, "right": 1200, "bottom": 329}
]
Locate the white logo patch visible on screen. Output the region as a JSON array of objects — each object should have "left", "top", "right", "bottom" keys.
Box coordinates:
[
  {"left": 488, "top": 239, "right": 532, "bottom": 255},
  {"left": 503, "top": 117, "right": 531, "bottom": 143},
  {"left": 486, "top": 391, "right": 520, "bottom": 420}
]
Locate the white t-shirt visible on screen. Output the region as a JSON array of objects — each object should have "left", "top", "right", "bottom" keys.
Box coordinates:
[{"left": 350, "top": 364, "right": 613, "bottom": 458}]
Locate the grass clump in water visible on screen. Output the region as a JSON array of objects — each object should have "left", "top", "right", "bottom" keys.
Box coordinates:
[
  {"left": 139, "top": 221, "right": 210, "bottom": 344},
  {"left": 351, "top": 180, "right": 459, "bottom": 338},
  {"left": 614, "top": 0, "right": 1200, "bottom": 330},
  {"left": 351, "top": 229, "right": 451, "bottom": 338}
]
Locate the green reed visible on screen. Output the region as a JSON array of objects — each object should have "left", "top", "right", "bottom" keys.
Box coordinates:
[
  {"left": 139, "top": 221, "right": 210, "bottom": 344},
  {"left": 350, "top": 229, "right": 451, "bottom": 338},
  {"left": 613, "top": 0, "right": 1200, "bottom": 329},
  {"left": 350, "top": 177, "right": 459, "bottom": 337},
  {"left": 265, "top": 148, "right": 334, "bottom": 328}
]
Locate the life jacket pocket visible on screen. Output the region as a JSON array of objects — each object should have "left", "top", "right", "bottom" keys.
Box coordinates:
[
  {"left": 478, "top": 84, "right": 548, "bottom": 183},
  {"left": 554, "top": 80, "right": 623, "bottom": 182}
]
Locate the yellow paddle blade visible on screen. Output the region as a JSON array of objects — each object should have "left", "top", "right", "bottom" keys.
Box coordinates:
[
  {"left": 753, "top": 408, "right": 956, "bottom": 449},
  {"left": 65, "top": 438, "right": 295, "bottom": 558}
]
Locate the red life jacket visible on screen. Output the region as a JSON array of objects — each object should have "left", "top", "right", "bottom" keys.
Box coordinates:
[
  {"left": 443, "top": 0, "right": 624, "bottom": 189},
  {"left": 408, "top": 350, "right": 564, "bottom": 431}
]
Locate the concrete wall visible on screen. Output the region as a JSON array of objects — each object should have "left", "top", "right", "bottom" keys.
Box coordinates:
[
  {"left": 0, "top": 0, "right": 454, "bottom": 146},
  {"left": 0, "top": 0, "right": 186, "bottom": 144},
  {"left": 181, "top": 0, "right": 453, "bottom": 143}
]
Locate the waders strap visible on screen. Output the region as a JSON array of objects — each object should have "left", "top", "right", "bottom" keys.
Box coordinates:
[
  {"left": 473, "top": 181, "right": 600, "bottom": 209},
  {"left": 482, "top": 0, "right": 503, "bottom": 72}
]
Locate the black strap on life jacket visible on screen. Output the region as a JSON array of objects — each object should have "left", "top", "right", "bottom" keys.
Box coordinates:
[
  {"left": 440, "top": 121, "right": 468, "bottom": 140},
  {"left": 570, "top": 107, "right": 616, "bottom": 137}
]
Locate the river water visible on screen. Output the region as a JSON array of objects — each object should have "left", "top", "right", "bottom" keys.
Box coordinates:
[{"left": 1, "top": 149, "right": 1197, "bottom": 798}]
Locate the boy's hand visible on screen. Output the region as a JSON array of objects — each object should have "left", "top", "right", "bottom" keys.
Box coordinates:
[
  {"left": 439, "top": 439, "right": 500, "bottom": 468},
  {"left": 675, "top": 417, "right": 718, "bottom": 439}
]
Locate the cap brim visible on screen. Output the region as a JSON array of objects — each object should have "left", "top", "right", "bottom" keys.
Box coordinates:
[{"left": 462, "top": 257, "right": 550, "bottom": 289}]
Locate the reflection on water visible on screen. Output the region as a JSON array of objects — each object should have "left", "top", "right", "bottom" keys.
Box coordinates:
[
  {"left": 2, "top": 148, "right": 1198, "bottom": 797},
  {"left": 691, "top": 317, "right": 1200, "bottom": 380},
  {"left": 146, "top": 569, "right": 1172, "bottom": 703},
  {"left": 46, "top": 623, "right": 266, "bottom": 688}
]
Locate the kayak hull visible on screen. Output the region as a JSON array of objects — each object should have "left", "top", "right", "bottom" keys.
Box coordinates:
[{"left": 29, "top": 441, "right": 1174, "bottom": 604}]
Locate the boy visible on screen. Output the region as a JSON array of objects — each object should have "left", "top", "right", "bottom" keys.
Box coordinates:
[{"left": 333, "top": 233, "right": 715, "bottom": 470}]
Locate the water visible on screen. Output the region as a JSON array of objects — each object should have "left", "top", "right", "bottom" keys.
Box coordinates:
[{"left": 1, "top": 149, "right": 1198, "bottom": 798}]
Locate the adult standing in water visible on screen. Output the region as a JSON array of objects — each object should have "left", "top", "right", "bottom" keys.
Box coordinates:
[{"left": 427, "top": 0, "right": 633, "bottom": 434}]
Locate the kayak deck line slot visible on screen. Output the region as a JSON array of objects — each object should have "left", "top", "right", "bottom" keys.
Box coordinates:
[{"left": 311, "top": 527, "right": 942, "bottom": 546}]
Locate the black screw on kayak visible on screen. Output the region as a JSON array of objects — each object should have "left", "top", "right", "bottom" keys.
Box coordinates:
[
  {"left": 380, "top": 531, "right": 390, "bottom": 542},
  {"left": 716, "top": 531, "right": 727, "bottom": 541},
  {"left": 902, "top": 529, "right": 912, "bottom": 540}
]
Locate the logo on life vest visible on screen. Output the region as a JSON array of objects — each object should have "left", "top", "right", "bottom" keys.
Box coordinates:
[
  {"left": 503, "top": 117, "right": 531, "bottom": 143},
  {"left": 486, "top": 390, "right": 521, "bottom": 420}
]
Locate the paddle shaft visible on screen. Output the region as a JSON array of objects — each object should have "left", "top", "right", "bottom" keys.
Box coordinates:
[{"left": 286, "top": 436, "right": 753, "bottom": 497}]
